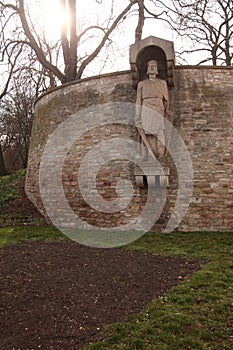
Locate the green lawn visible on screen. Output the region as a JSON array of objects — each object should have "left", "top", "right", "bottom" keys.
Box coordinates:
[
  {"left": 0, "top": 225, "right": 68, "bottom": 248},
  {"left": 0, "top": 227, "right": 233, "bottom": 349}
]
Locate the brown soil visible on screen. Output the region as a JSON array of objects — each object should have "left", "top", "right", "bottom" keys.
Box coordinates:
[
  {"left": 0, "top": 175, "right": 45, "bottom": 227},
  {"left": 0, "top": 240, "right": 200, "bottom": 350}
]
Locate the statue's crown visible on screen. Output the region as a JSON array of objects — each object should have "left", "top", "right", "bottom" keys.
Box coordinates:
[{"left": 147, "top": 60, "right": 158, "bottom": 66}]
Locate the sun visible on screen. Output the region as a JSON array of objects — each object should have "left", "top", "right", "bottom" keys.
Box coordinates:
[
  {"left": 40, "top": 0, "right": 104, "bottom": 42},
  {"left": 41, "top": 0, "right": 69, "bottom": 40}
]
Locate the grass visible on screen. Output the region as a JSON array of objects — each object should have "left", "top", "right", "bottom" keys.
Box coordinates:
[
  {"left": 0, "top": 225, "right": 69, "bottom": 248},
  {"left": 0, "top": 169, "right": 26, "bottom": 208},
  {"left": 0, "top": 227, "right": 233, "bottom": 349},
  {"left": 84, "top": 231, "right": 233, "bottom": 350}
]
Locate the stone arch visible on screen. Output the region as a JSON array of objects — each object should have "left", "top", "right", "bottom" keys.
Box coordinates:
[
  {"left": 130, "top": 36, "right": 175, "bottom": 87},
  {"left": 136, "top": 45, "right": 168, "bottom": 82}
]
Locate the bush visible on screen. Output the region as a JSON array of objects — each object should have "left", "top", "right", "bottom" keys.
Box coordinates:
[{"left": 0, "top": 169, "right": 26, "bottom": 207}]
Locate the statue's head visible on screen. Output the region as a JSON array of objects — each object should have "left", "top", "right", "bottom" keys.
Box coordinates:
[{"left": 147, "top": 60, "right": 158, "bottom": 76}]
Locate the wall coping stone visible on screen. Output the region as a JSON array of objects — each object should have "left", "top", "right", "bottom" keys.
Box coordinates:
[
  {"left": 36, "top": 65, "right": 233, "bottom": 105},
  {"left": 35, "top": 70, "right": 132, "bottom": 104}
]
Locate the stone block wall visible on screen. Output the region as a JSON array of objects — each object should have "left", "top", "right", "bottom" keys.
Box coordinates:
[
  {"left": 26, "top": 72, "right": 144, "bottom": 231},
  {"left": 173, "top": 67, "right": 233, "bottom": 231},
  {"left": 26, "top": 67, "right": 233, "bottom": 232}
]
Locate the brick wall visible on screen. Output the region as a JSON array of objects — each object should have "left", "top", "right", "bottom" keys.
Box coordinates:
[
  {"left": 173, "top": 67, "right": 233, "bottom": 231},
  {"left": 25, "top": 67, "right": 233, "bottom": 232}
]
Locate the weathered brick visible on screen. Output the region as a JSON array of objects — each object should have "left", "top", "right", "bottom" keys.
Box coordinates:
[{"left": 26, "top": 67, "right": 233, "bottom": 233}]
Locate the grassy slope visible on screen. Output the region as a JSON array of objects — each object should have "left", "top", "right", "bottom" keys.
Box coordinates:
[
  {"left": 0, "top": 169, "right": 26, "bottom": 208},
  {"left": 0, "top": 227, "right": 233, "bottom": 349}
]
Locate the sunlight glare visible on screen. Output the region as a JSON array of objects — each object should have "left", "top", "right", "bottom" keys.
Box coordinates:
[{"left": 42, "top": 0, "right": 69, "bottom": 40}]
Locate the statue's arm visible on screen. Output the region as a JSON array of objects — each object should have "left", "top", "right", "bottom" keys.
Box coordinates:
[
  {"left": 162, "top": 82, "right": 173, "bottom": 125},
  {"left": 135, "top": 82, "right": 143, "bottom": 127},
  {"left": 164, "top": 99, "right": 169, "bottom": 113},
  {"left": 162, "top": 81, "right": 171, "bottom": 114}
]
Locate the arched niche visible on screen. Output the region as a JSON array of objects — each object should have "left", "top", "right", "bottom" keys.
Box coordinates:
[
  {"left": 136, "top": 45, "right": 167, "bottom": 82},
  {"left": 130, "top": 36, "right": 175, "bottom": 88}
]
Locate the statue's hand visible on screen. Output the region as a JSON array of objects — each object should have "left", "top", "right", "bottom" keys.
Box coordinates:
[{"left": 135, "top": 115, "right": 142, "bottom": 128}]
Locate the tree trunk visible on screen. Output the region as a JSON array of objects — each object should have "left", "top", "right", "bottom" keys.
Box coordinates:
[
  {"left": 69, "top": 0, "right": 77, "bottom": 80},
  {"left": 0, "top": 143, "right": 7, "bottom": 176},
  {"left": 60, "top": 0, "right": 77, "bottom": 82},
  {"left": 135, "top": 0, "right": 144, "bottom": 42},
  {"left": 225, "top": 27, "right": 231, "bottom": 66}
]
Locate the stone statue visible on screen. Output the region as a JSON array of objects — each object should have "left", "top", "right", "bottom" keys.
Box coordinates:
[{"left": 135, "top": 59, "right": 172, "bottom": 160}]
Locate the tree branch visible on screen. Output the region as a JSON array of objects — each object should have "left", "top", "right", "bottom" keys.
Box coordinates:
[
  {"left": 0, "top": 45, "right": 23, "bottom": 100},
  {"left": 135, "top": 0, "right": 144, "bottom": 42},
  {"left": 76, "top": 0, "right": 137, "bottom": 79},
  {"left": 18, "top": 0, "right": 66, "bottom": 83}
]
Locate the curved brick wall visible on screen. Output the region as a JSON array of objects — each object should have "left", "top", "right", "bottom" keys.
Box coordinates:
[
  {"left": 25, "top": 72, "right": 144, "bottom": 230},
  {"left": 26, "top": 67, "right": 233, "bottom": 232}
]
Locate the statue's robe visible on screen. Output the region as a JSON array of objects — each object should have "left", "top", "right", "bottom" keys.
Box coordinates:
[{"left": 135, "top": 78, "right": 169, "bottom": 134}]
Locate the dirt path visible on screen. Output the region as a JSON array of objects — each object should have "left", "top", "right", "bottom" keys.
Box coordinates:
[{"left": 0, "top": 241, "right": 200, "bottom": 349}]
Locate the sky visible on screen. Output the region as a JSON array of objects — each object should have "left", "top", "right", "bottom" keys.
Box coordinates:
[
  {"left": 0, "top": 0, "right": 212, "bottom": 91},
  {"left": 38, "top": 0, "right": 184, "bottom": 76}
]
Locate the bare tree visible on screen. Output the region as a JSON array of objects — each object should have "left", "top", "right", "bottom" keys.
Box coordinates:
[
  {"left": 0, "top": 10, "right": 50, "bottom": 175},
  {"left": 0, "top": 71, "right": 43, "bottom": 172},
  {"left": 75, "top": 0, "right": 138, "bottom": 79},
  {"left": 0, "top": 46, "right": 23, "bottom": 100},
  {"left": 0, "top": 0, "right": 138, "bottom": 84},
  {"left": 0, "top": 0, "right": 146, "bottom": 174},
  {"left": 145, "top": 0, "right": 233, "bottom": 65},
  {"left": 0, "top": 30, "right": 23, "bottom": 174}
]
